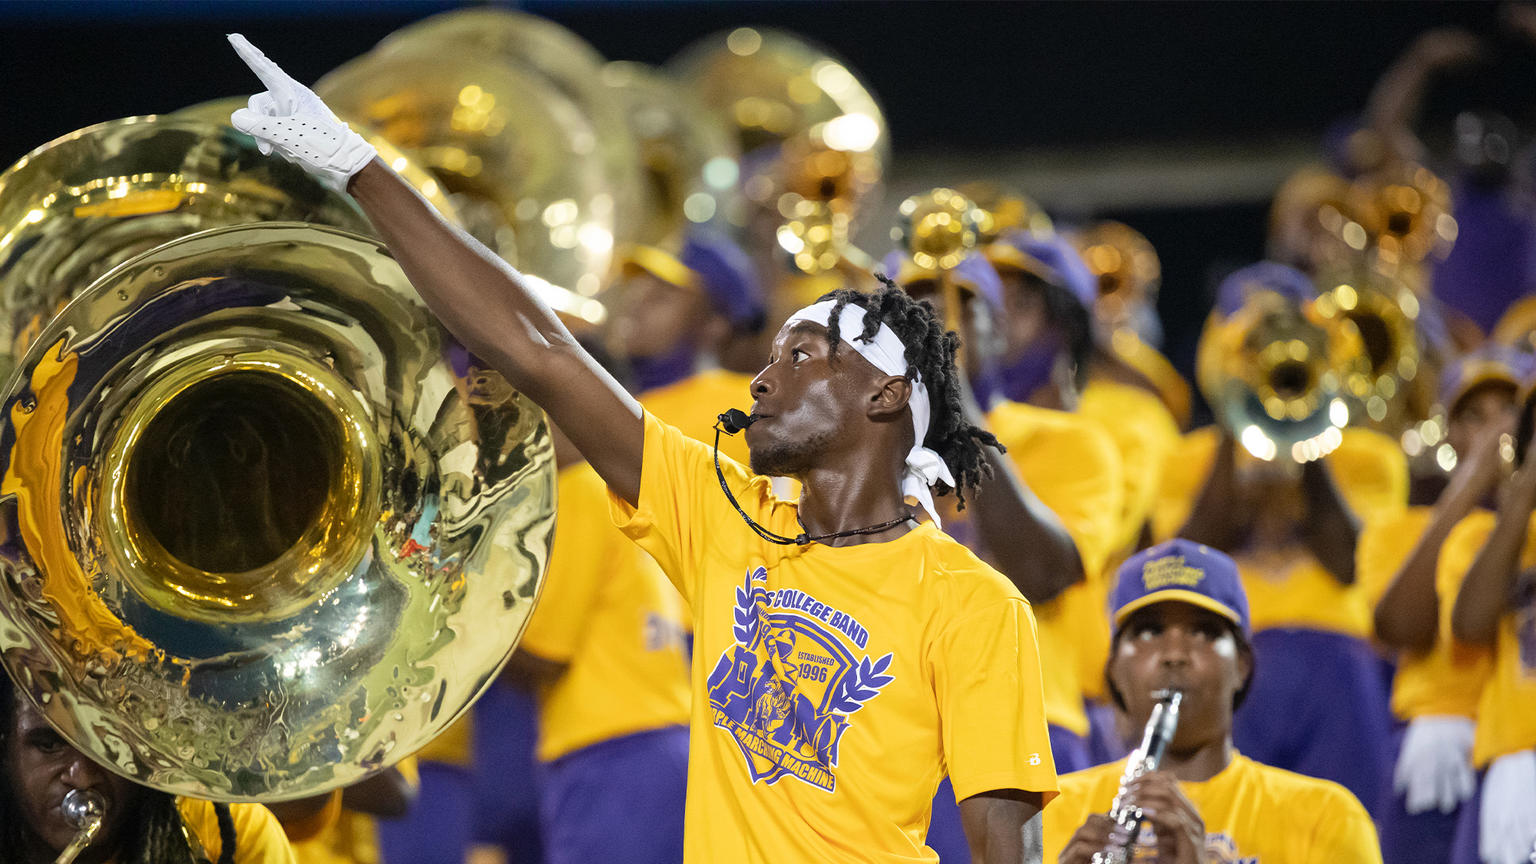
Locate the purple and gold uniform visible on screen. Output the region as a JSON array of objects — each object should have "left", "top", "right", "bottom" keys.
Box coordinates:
[
  {"left": 1438, "top": 513, "right": 1536, "bottom": 864},
  {"left": 609, "top": 411, "right": 1057, "bottom": 863},
  {"left": 1046, "top": 539, "right": 1383, "bottom": 863},
  {"left": 1043, "top": 753, "right": 1383, "bottom": 863},
  {"left": 1359, "top": 507, "right": 1493, "bottom": 863},
  {"left": 516, "top": 461, "right": 691, "bottom": 864},
  {"left": 177, "top": 800, "right": 298, "bottom": 863},
  {"left": 987, "top": 399, "right": 1125, "bottom": 760},
  {"left": 376, "top": 716, "right": 488, "bottom": 864},
  {"left": 287, "top": 760, "right": 419, "bottom": 864},
  {"left": 1153, "top": 425, "right": 1405, "bottom": 811}
]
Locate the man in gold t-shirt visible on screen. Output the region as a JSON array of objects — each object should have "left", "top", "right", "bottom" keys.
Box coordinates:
[
  {"left": 228, "top": 35, "right": 1059, "bottom": 863},
  {"left": 1047, "top": 539, "right": 1383, "bottom": 863}
]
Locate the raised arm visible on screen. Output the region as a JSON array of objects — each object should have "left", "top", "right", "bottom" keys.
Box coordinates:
[
  {"left": 1299, "top": 458, "right": 1361, "bottom": 585},
  {"left": 960, "top": 382, "right": 1084, "bottom": 603},
  {"left": 1452, "top": 435, "right": 1536, "bottom": 645},
  {"left": 1177, "top": 430, "right": 1246, "bottom": 552},
  {"left": 226, "top": 34, "right": 644, "bottom": 503},
  {"left": 346, "top": 164, "right": 643, "bottom": 501},
  {"left": 1375, "top": 423, "right": 1505, "bottom": 650}
]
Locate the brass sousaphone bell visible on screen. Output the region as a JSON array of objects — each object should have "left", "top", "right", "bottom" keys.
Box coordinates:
[
  {"left": 0, "top": 116, "right": 555, "bottom": 800},
  {"left": 1196, "top": 274, "right": 1367, "bottom": 464}
]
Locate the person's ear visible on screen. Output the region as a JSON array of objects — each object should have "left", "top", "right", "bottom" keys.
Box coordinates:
[{"left": 867, "top": 374, "right": 912, "bottom": 421}]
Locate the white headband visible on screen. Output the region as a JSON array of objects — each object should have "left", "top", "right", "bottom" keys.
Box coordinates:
[{"left": 785, "top": 299, "right": 957, "bottom": 528}]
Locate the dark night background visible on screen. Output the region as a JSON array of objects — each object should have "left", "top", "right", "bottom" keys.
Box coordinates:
[{"left": 4, "top": 1, "right": 1533, "bottom": 421}]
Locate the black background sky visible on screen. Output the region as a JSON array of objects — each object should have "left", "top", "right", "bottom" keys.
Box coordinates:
[{"left": 3, "top": 1, "right": 1531, "bottom": 417}]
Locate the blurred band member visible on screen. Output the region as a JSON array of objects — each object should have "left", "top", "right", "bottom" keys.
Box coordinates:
[
  {"left": 890, "top": 245, "right": 1107, "bottom": 771},
  {"left": 1046, "top": 539, "right": 1384, "bottom": 863},
  {"left": 503, "top": 419, "right": 690, "bottom": 864},
  {"left": 1160, "top": 262, "right": 1403, "bottom": 813},
  {"left": 988, "top": 230, "right": 1183, "bottom": 758},
  {"left": 1446, "top": 382, "right": 1536, "bottom": 864},
  {"left": 889, "top": 246, "right": 1106, "bottom": 862},
  {"left": 1359, "top": 349, "right": 1527, "bottom": 864},
  {"left": 1, "top": 671, "right": 297, "bottom": 863},
  {"left": 228, "top": 36, "right": 1059, "bottom": 863},
  {"left": 610, "top": 232, "right": 764, "bottom": 465}
]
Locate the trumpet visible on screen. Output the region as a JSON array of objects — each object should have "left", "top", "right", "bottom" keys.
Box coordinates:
[{"left": 1094, "top": 690, "right": 1183, "bottom": 864}]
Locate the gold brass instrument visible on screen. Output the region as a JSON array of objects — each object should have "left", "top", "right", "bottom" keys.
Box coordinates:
[
  {"left": 1071, "top": 221, "right": 1161, "bottom": 335},
  {"left": 54, "top": 789, "right": 104, "bottom": 864},
  {"left": 889, "top": 188, "right": 987, "bottom": 338},
  {"left": 957, "top": 182, "right": 1054, "bottom": 244},
  {"left": 1311, "top": 265, "right": 1429, "bottom": 433},
  {"left": 314, "top": 42, "right": 615, "bottom": 321},
  {"left": 0, "top": 118, "right": 556, "bottom": 801},
  {"left": 0, "top": 116, "right": 372, "bottom": 382},
  {"left": 667, "top": 26, "right": 888, "bottom": 286},
  {"left": 599, "top": 61, "right": 741, "bottom": 249},
  {"left": 1093, "top": 690, "right": 1182, "bottom": 864},
  {"left": 371, "top": 7, "right": 644, "bottom": 254},
  {"left": 896, "top": 187, "right": 982, "bottom": 273},
  {"left": 1197, "top": 283, "right": 1367, "bottom": 463},
  {"left": 1349, "top": 162, "right": 1456, "bottom": 284},
  {"left": 1266, "top": 167, "right": 1375, "bottom": 275},
  {"left": 667, "top": 27, "right": 888, "bottom": 186}
]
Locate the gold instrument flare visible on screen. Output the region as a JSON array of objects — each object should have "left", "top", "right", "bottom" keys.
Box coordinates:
[
  {"left": 316, "top": 48, "right": 616, "bottom": 314},
  {"left": 1197, "top": 287, "right": 1367, "bottom": 463},
  {"left": 600, "top": 60, "right": 741, "bottom": 249},
  {"left": 1311, "top": 265, "right": 1428, "bottom": 432},
  {"left": 958, "top": 182, "right": 1054, "bottom": 244},
  {"left": 894, "top": 187, "right": 983, "bottom": 273},
  {"left": 1070, "top": 221, "right": 1161, "bottom": 323},
  {"left": 371, "top": 7, "right": 644, "bottom": 253},
  {"left": 0, "top": 113, "right": 556, "bottom": 802}
]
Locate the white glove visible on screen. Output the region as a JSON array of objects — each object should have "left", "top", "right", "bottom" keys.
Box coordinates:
[
  {"left": 226, "top": 33, "right": 376, "bottom": 193},
  {"left": 1480, "top": 749, "right": 1536, "bottom": 864},
  {"left": 1393, "top": 715, "right": 1477, "bottom": 815}
]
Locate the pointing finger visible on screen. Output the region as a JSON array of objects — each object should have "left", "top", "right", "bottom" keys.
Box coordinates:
[{"left": 227, "top": 33, "right": 297, "bottom": 106}]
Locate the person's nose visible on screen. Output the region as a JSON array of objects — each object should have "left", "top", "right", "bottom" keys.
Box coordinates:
[
  {"left": 1156, "top": 628, "right": 1194, "bottom": 669},
  {"left": 750, "top": 365, "right": 775, "bottom": 399},
  {"left": 62, "top": 753, "right": 106, "bottom": 790}
]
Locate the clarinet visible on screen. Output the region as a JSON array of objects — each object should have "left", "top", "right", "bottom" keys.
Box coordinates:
[
  {"left": 1092, "top": 689, "right": 1183, "bottom": 864},
  {"left": 53, "top": 788, "right": 105, "bottom": 864}
]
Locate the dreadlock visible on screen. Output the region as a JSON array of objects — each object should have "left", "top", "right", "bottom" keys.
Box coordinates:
[
  {"left": 814, "top": 276, "right": 1004, "bottom": 510},
  {"left": 0, "top": 672, "right": 210, "bottom": 864}
]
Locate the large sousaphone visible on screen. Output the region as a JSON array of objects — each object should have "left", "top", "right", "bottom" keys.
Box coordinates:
[{"left": 0, "top": 115, "right": 555, "bottom": 800}]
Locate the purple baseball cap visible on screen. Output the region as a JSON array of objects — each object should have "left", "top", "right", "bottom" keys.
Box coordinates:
[
  {"left": 1439, "top": 344, "right": 1536, "bottom": 414},
  {"left": 620, "top": 231, "right": 766, "bottom": 333},
  {"left": 882, "top": 249, "right": 1004, "bottom": 314},
  {"left": 1110, "top": 538, "right": 1250, "bottom": 640},
  {"left": 1214, "top": 261, "right": 1316, "bottom": 319},
  {"left": 987, "top": 229, "right": 1098, "bottom": 310}
]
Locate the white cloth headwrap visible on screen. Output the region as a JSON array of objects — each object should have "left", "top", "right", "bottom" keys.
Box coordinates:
[{"left": 785, "top": 300, "right": 957, "bottom": 528}]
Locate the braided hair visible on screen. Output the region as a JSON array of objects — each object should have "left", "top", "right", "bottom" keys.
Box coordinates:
[
  {"left": 815, "top": 276, "right": 1004, "bottom": 509},
  {"left": 0, "top": 672, "right": 215, "bottom": 864}
]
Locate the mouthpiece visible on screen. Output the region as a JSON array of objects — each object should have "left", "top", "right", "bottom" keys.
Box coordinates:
[
  {"left": 717, "top": 409, "right": 756, "bottom": 435},
  {"left": 54, "top": 789, "right": 105, "bottom": 864},
  {"left": 62, "top": 789, "right": 104, "bottom": 830}
]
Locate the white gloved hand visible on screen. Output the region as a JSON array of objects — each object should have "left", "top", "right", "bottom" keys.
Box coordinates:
[
  {"left": 1393, "top": 715, "right": 1477, "bottom": 814},
  {"left": 1480, "top": 749, "right": 1536, "bottom": 864},
  {"left": 226, "top": 33, "right": 376, "bottom": 192}
]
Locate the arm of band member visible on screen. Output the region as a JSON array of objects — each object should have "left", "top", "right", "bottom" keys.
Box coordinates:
[{"left": 346, "top": 160, "right": 645, "bottom": 505}]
